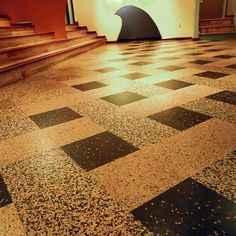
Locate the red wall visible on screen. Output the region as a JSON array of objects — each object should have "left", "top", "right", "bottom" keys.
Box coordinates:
[{"left": 0, "top": 0, "right": 67, "bottom": 38}]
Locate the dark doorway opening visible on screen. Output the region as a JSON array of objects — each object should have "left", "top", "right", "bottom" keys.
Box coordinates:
[
  {"left": 115, "top": 5, "right": 162, "bottom": 41},
  {"left": 65, "top": 0, "right": 75, "bottom": 24}
]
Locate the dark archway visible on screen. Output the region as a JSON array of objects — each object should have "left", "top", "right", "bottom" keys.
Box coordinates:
[{"left": 115, "top": 5, "right": 162, "bottom": 41}]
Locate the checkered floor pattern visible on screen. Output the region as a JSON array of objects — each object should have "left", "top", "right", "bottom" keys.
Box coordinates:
[{"left": 0, "top": 38, "right": 236, "bottom": 235}]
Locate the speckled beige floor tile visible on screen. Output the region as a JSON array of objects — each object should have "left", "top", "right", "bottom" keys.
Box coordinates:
[
  {"left": 182, "top": 98, "right": 236, "bottom": 124},
  {"left": 193, "top": 151, "right": 236, "bottom": 203},
  {"left": 43, "top": 117, "right": 105, "bottom": 147},
  {"left": 0, "top": 204, "right": 25, "bottom": 236},
  {"left": 91, "top": 119, "right": 236, "bottom": 211},
  {"left": 123, "top": 85, "right": 220, "bottom": 116},
  {"left": 0, "top": 149, "right": 151, "bottom": 235},
  {"left": 0, "top": 99, "right": 38, "bottom": 141},
  {"left": 71, "top": 99, "right": 178, "bottom": 148}
]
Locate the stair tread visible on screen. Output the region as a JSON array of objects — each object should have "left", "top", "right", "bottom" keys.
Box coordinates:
[
  {"left": 0, "top": 34, "right": 97, "bottom": 53},
  {"left": 0, "top": 38, "right": 105, "bottom": 72},
  {"left": 200, "top": 31, "right": 236, "bottom": 35},
  {"left": 200, "top": 24, "right": 234, "bottom": 28},
  {"left": 200, "top": 17, "right": 234, "bottom": 21},
  {"left": 0, "top": 32, "right": 54, "bottom": 40}
]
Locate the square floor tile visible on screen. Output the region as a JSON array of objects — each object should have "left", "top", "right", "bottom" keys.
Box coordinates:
[
  {"left": 121, "top": 72, "right": 150, "bottom": 80},
  {"left": 95, "top": 67, "right": 119, "bottom": 73},
  {"left": 129, "top": 62, "right": 152, "bottom": 66},
  {"left": 148, "top": 106, "right": 211, "bottom": 131},
  {"left": 132, "top": 178, "right": 236, "bottom": 236},
  {"left": 72, "top": 81, "right": 107, "bottom": 91},
  {"left": 62, "top": 131, "right": 139, "bottom": 171},
  {"left": 195, "top": 71, "right": 229, "bottom": 79},
  {"left": 30, "top": 107, "right": 82, "bottom": 129},
  {"left": 158, "top": 66, "right": 185, "bottom": 71},
  {"left": 0, "top": 174, "right": 12, "bottom": 208},
  {"left": 213, "top": 55, "right": 235, "bottom": 59},
  {"left": 189, "top": 60, "right": 212, "bottom": 65},
  {"left": 160, "top": 57, "right": 179, "bottom": 61},
  {"left": 185, "top": 53, "right": 203, "bottom": 56},
  {"left": 205, "top": 49, "right": 223, "bottom": 52},
  {"left": 155, "top": 80, "right": 193, "bottom": 90},
  {"left": 206, "top": 91, "right": 236, "bottom": 106},
  {"left": 135, "top": 54, "right": 153, "bottom": 58},
  {"left": 102, "top": 91, "right": 147, "bottom": 106},
  {"left": 226, "top": 64, "right": 236, "bottom": 69}
]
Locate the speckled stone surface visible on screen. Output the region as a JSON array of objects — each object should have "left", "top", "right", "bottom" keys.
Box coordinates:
[
  {"left": 1, "top": 149, "right": 152, "bottom": 235},
  {"left": 91, "top": 119, "right": 236, "bottom": 211},
  {"left": 193, "top": 151, "right": 236, "bottom": 203},
  {"left": 0, "top": 204, "right": 25, "bottom": 236},
  {"left": 182, "top": 98, "right": 236, "bottom": 124},
  {"left": 71, "top": 99, "right": 178, "bottom": 148},
  {"left": 0, "top": 38, "right": 235, "bottom": 234},
  {"left": 0, "top": 99, "right": 37, "bottom": 141}
]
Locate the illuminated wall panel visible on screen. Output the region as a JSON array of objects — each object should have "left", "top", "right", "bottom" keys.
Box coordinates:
[{"left": 73, "top": 0, "right": 198, "bottom": 41}]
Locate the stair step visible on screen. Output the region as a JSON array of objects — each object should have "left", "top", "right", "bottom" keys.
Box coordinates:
[
  {"left": 67, "top": 29, "right": 88, "bottom": 38},
  {"left": 0, "top": 34, "right": 98, "bottom": 60},
  {"left": 0, "top": 18, "right": 11, "bottom": 27},
  {"left": 0, "top": 32, "right": 55, "bottom": 47},
  {"left": 200, "top": 18, "right": 234, "bottom": 27},
  {"left": 200, "top": 31, "right": 236, "bottom": 36},
  {"left": 0, "top": 38, "right": 106, "bottom": 86},
  {"left": 0, "top": 25, "right": 34, "bottom": 37},
  {"left": 200, "top": 25, "right": 235, "bottom": 34},
  {"left": 65, "top": 23, "right": 79, "bottom": 31}
]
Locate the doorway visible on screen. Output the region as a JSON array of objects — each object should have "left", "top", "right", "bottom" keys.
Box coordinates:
[
  {"left": 65, "top": 0, "right": 75, "bottom": 24},
  {"left": 200, "top": 0, "right": 225, "bottom": 19}
]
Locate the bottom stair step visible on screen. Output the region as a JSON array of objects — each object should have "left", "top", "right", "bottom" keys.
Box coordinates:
[{"left": 0, "top": 38, "right": 106, "bottom": 87}]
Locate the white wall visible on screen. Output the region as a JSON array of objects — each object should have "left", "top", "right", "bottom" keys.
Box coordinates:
[{"left": 73, "top": 0, "right": 198, "bottom": 41}]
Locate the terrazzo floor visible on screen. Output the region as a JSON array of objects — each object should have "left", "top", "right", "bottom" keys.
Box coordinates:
[{"left": 0, "top": 38, "right": 236, "bottom": 235}]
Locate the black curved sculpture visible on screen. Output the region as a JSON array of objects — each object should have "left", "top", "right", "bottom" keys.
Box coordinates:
[{"left": 115, "top": 5, "right": 162, "bottom": 41}]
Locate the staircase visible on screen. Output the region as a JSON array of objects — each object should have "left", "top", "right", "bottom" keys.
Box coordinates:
[
  {"left": 199, "top": 17, "right": 236, "bottom": 35},
  {"left": 0, "top": 16, "right": 106, "bottom": 87}
]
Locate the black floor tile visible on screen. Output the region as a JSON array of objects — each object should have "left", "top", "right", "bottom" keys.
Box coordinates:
[
  {"left": 226, "top": 64, "right": 236, "bottom": 69},
  {"left": 155, "top": 80, "right": 193, "bottom": 90},
  {"left": 132, "top": 178, "right": 236, "bottom": 236},
  {"left": 121, "top": 72, "right": 150, "bottom": 80},
  {"left": 160, "top": 57, "right": 179, "bottom": 61},
  {"left": 206, "top": 91, "right": 236, "bottom": 106},
  {"left": 30, "top": 107, "right": 82, "bottom": 129},
  {"left": 119, "top": 52, "right": 133, "bottom": 56},
  {"left": 213, "top": 55, "right": 235, "bottom": 59},
  {"left": 102, "top": 91, "right": 147, "bottom": 106},
  {"left": 189, "top": 60, "right": 212, "bottom": 65},
  {"left": 129, "top": 61, "right": 152, "bottom": 66},
  {"left": 185, "top": 53, "right": 203, "bottom": 56},
  {"left": 0, "top": 174, "right": 12, "bottom": 208},
  {"left": 95, "top": 67, "right": 119, "bottom": 73},
  {"left": 135, "top": 54, "right": 153, "bottom": 58},
  {"left": 72, "top": 81, "right": 107, "bottom": 91},
  {"left": 195, "top": 71, "right": 229, "bottom": 79},
  {"left": 158, "top": 66, "right": 185, "bottom": 71},
  {"left": 148, "top": 106, "right": 211, "bottom": 131},
  {"left": 62, "top": 131, "right": 138, "bottom": 171},
  {"left": 205, "top": 49, "right": 223, "bottom": 52}
]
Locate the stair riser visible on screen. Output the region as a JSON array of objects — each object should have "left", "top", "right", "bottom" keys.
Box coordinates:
[
  {"left": 200, "top": 26, "right": 235, "bottom": 34},
  {"left": 0, "top": 39, "right": 106, "bottom": 87},
  {"left": 67, "top": 30, "right": 88, "bottom": 38},
  {"left": 0, "top": 20, "right": 11, "bottom": 27},
  {"left": 0, "top": 26, "right": 34, "bottom": 32},
  {"left": 0, "top": 35, "right": 98, "bottom": 60},
  {"left": 0, "top": 30, "right": 34, "bottom": 37},
  {"left": 200, "top": 19, "right": 234, "bottom": 27},
  {"left": 66, "top": 25, "right": 79, "bottom": 31},
  {"left": 0, "top": 34, "right": 54, "bottom": 48}
]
